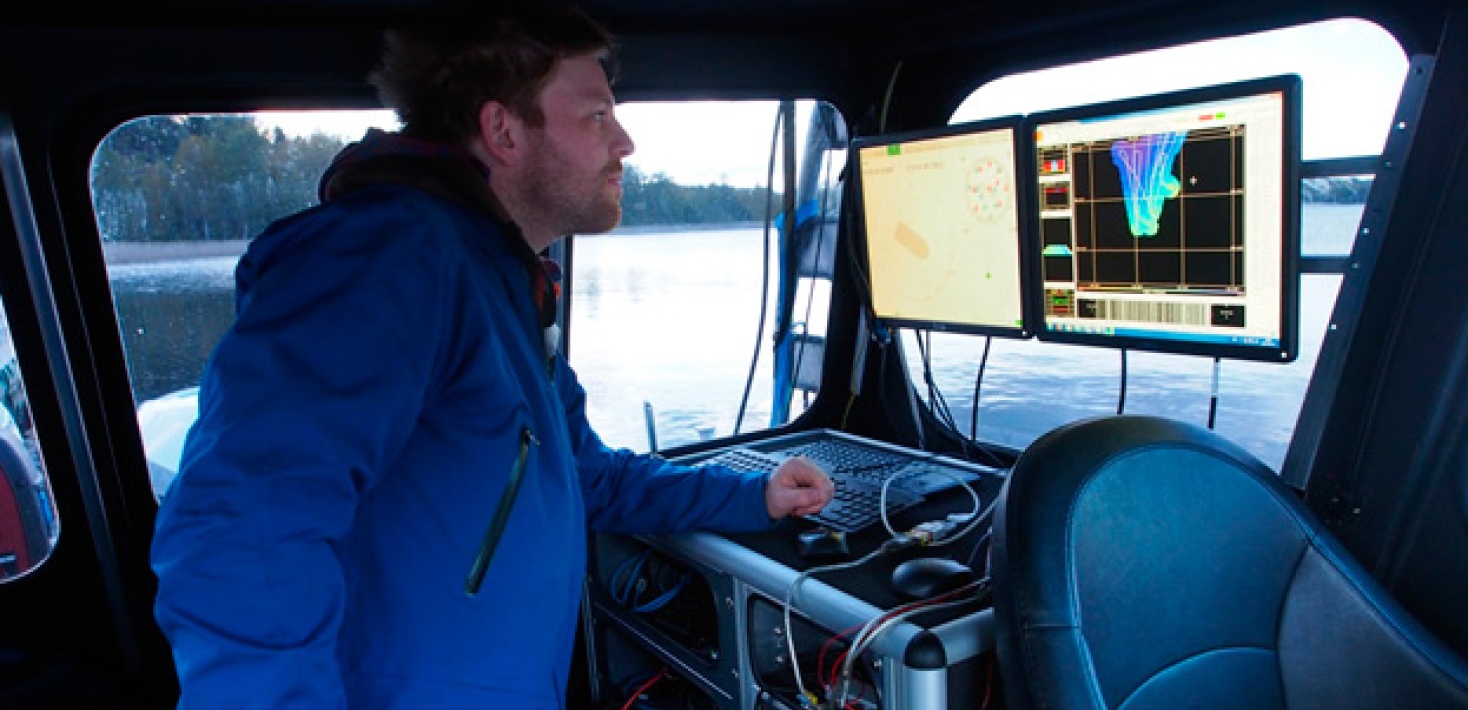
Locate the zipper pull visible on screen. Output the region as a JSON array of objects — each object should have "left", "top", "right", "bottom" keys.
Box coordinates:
[{"left": 465, "top": 427, "right": 538, "bottom": 596}]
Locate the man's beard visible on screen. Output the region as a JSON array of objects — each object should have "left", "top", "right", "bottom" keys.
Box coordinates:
[{"left": 522, "top": 136, "right": 623, "bottom": 237}]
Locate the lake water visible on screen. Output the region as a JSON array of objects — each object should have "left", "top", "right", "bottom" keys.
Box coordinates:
[{"left": 108, "top": 203, "right": 1365, "bottom": 472}]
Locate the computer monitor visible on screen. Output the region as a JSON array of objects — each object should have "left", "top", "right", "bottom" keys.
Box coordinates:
[
  {"left": 1028, "top": 75, "right": 1301, "bottom": 361},
  {"left": 852, "top": 117, "right": 1033, "bottom": 338}
]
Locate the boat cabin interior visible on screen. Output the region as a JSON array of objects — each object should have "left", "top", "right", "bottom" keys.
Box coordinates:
[{"left": 0, "top": 0, "right": 1466, "bottom": 707}]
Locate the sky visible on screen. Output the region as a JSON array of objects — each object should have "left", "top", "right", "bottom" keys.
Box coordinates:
[
  {"left": 256, "top": 17, "right": 1408, "bottom": 186},
  {"left": 950, "top": 17, "right": 1409, "bottom": 160},
  {"left": 255, "top": 101, "right": 804, "bottom": 188}
]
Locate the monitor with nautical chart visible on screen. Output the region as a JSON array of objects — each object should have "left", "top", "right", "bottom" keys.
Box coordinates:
[{"left": 852, "top": 116, "right": 1035, "bottom": 338}]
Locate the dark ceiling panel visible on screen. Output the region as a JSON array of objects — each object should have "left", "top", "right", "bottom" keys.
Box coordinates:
[{"left": 0, "top": 0, "right": 1445, "bottom": 144}]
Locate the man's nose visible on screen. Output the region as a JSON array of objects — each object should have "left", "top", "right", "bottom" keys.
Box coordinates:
[{"left": 611, "top": 117, "right": 634, "bottom": 159}]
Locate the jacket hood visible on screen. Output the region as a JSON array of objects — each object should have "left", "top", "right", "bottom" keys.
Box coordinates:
[
  {"left": 311, "top": 129, "right": 559, "bottom": 327},
  {"left": 318, "top": 129, "right": 509, "bottom": 219}
]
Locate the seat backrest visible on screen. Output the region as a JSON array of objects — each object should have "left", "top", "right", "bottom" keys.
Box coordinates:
[
  {"left": 0, "top": 427, "right": 44, "bottom": 577},
  {"left": 990, "top": 415, "right": 1468, "bottom": 710},
  {"left": 0, "top": 463, "right": 28, "bottom": 575}
]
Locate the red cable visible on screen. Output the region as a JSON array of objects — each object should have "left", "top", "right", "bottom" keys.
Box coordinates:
[
  {"left": 830, "top": 580, "right": 988, "bottom": 699},
  {"left": 818, "top": 621, "right": 865, "bottom": 688},
  {"left": 827, "top": 649, "right": 850, "bottom": 687},
  {"left": 979, "top": 654, "right": 995, "bottom": 710},
  {"left": 853, "top": 579, "right": 982, "bottom": 657},
  {"left": 620, "top": 668, "right": 668, "bottom": 710}
]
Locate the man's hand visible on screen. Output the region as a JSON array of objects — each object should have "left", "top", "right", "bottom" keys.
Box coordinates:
[{"left": 765, "top": 456, "right": 835, "bottom": 519}]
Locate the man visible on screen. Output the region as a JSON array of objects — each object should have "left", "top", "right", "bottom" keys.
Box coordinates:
[{"left": 150, "top": 5, "right": 833, "bottom": 708}]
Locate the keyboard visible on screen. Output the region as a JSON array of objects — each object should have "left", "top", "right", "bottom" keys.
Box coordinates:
[
  {"left": 783, "top": 437, "right": 982, "bottom": 497},
  {"left": 700, "top": 447, "right": 923, "bottom": 533}
]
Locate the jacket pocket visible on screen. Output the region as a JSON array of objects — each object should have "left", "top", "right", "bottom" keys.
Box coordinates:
[{"left": 464, "top": 426, "right": 538, "bottom": 596}]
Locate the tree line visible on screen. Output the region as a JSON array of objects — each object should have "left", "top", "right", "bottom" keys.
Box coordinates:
[
  {"left": 1302, "top": 176, "right": 1373, "bottom": 203},
  {"left": 92, "top": 116, "right": 339, "bottom": 243},
  {"left": 91, "top": 115, "right": 774, "bottom": 244},
  {"left": 89, "top": 115, "right": 1371, "bottom": 244}
]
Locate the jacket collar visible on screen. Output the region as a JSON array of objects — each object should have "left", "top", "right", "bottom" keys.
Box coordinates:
[{"left": 319, "top": 129, "right": 560, "bottom": 328}]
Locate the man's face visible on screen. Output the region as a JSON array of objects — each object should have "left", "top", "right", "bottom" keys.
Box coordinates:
[{"left": 520, "top": 52, "right": 635, "bottom": 237}]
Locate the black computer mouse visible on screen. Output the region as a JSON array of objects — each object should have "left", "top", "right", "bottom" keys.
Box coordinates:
[{"left": 890, "top": 557, "right": 976, "bottom": 601}]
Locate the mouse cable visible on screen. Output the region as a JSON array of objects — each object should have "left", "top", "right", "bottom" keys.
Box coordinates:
[
  {"left": 782, "top": 538, "right": 919, "bottom": 708},
  {"left": 833, "top": 578, "right": 991, "bottom": 707}
]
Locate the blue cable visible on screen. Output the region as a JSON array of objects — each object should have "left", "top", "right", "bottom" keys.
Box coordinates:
[
  {"left": 609, "top": 550, "right": 692, "bottom": 614},
  {"left": 633, "top": 571, "right": 690, "bottom": 613},
  {"left": 609, "top": 550, "right": 652, "bottom": 606},
  {"left": 613, "top": 549, "right": 697, "bottom": 613}
]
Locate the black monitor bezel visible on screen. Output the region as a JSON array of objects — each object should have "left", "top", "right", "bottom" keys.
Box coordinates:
[
  {"left": 850, "top": 115, "right": 1037, "bottom": 339},
  {"left": 1023, "top": 74, "right": 1302, "bottom": 363}
]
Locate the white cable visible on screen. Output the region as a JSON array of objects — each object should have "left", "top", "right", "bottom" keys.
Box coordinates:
[
  {"left": 781, "top": 546, "right": 889, "bottom": 705},
  {"left": 788, "top": 460, "right": 994, "bottom": 705},
  {"left": 834, "top": 579, "right": 989, "bottom": 706},
  {"left": 926, "top": 486, "right": 996, "bottom": 551},
  {"left": 880, "top": 465, "right": 983, "bottom": 540}
]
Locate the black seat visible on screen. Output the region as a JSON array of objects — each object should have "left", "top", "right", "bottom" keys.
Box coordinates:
[{"left": 990, "top": 415, "right": 1468, "bottom": 710}]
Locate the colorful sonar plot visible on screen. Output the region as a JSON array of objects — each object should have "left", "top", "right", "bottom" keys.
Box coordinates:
[
  {"left": 1110, "top": 131, "right": 1187, "bottom": 237},
  {"left": 1028, "top": 75, "right": 1298, "bottom": 362}
]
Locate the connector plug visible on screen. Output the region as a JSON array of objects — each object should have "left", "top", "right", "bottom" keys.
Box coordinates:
[
  {"left": 904, "top": 519, "right": 960, "bottom": 545},
  {"left": 878, "top": 535, "right": 923, "bottom": 554}
]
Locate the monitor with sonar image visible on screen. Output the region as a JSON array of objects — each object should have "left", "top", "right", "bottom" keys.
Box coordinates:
[
  {"left": 853, "top": 116, "right": 1034, "bottom": 338},
  {"left": 1028, "top": 74, "right": 1301, "bottom": 361}
]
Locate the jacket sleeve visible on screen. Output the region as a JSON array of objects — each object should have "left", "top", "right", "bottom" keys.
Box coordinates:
[
  {"left": 150, "top": 205, "right": 454, "bottom": 708},
  {"left": 556, "top": 360, "right": 776, "bottom": 534}
]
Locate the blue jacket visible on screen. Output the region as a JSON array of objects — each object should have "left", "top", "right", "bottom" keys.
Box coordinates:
[{"left": 150, "top": 141, "right": 774, "bottom": 708}]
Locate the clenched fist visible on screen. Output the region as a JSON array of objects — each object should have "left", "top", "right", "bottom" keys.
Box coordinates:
[{"left": 765, "top": 456, "right": 835, "bottom": 519}]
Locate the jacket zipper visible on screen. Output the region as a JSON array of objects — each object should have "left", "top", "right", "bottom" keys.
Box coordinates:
[{"left": 465, "top": 426, "right": 538, "bottom": 596}]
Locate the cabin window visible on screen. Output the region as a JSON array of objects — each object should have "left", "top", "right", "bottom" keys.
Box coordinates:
[
  {"left": 568, "top": 100, "right": 843, "bottom": 452},
  {"left": 91, "top": 100, "right": 841, "bottom": 494},
  {"left": 0, "top": 111, "right": 63, "bottom": 581},
  {"left": 93, "top": 112, "right": 395, "bottom": 498},
  {"left": 0, "top": 300, "right": 60, "bottom": 581},
  {"left": 927, "top": 17, "right": 1407, "bottom": 469}
]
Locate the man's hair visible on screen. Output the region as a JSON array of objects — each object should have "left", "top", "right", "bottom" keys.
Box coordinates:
[{"left": 369, "top": 4, "right": 616, "bottom": 143}]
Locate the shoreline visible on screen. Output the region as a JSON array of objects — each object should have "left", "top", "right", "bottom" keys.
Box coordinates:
[
  {"left": 101, "top": 222, "right": 769, "bottom": 264},
  {"left": 603, "top": 221, "right": 764, "bottom": 235},
  {"left": 102, "top": 240, "right": 251, "bottom": 265}
]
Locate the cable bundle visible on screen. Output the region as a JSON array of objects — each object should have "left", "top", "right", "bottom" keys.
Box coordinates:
[{"left": 609, "top": 549, "right": 692, "bottom": 614}]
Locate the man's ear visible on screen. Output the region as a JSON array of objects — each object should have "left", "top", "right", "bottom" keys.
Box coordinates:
[{"left": 478, "top": 100, "right": 521, "bottom": 165}]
